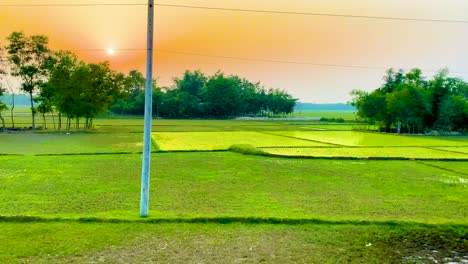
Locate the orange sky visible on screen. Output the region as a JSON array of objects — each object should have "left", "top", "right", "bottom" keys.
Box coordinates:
[{"left": 1, "top": 0, "right": 468, "bottom": 102}]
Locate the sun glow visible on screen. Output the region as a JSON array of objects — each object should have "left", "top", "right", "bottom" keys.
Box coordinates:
[{"left": 106, "top": 48, "right": 115, "bottom": 55}]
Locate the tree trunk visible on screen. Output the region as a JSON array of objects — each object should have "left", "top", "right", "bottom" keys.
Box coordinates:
[
  {"left": 42, "top": 113, "right": 47, "bottom": 129},
  {"left": 52, "top": 113, "right": 56, "bottom": 130},
  {"left": 10, "top": 94, "right": 15, "bottom": 128},
  {"left": 0, "top": 112, "right": 5, "bottom": 132},
  {"left": 29, "top": 92, "right": 35, "bottom": 129},
  {"left": 58, "top": 113, "right": 62, "bottom": 130}
]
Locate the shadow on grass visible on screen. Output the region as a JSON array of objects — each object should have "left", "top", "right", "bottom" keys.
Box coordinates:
[{"left": 1, "top": 215, "right": 467, "bottom": 229}]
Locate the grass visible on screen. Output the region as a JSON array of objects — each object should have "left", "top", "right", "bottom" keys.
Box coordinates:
[
  {"left": 292, "top": 110, "right": 356, "bottom": 120},
  {"left": 0, "top": 153, "right": 467, "bottom": 223},
  {"left": 153, "top": 131, "right": 332, "bottom": 151},
  {"left": 262, "top": 147, "right": 468, "bottom": 159},
  {"left": 1, "top": 117, "right": 468, "bottom": 262},
  {"left": 269, "top": 131, "right": 468, "bottom": 147},
  {"left": 0, "top": 222, "right": 466, "bottom": 263},
  {"left": 0, "top": 133, "right": 146, "bottom": 155},
  {"left": 421, "top": 161, "right": 468, "bottom": 176},
  {"left": 432, "top": 147, "right": 468, "bottom": 154}
]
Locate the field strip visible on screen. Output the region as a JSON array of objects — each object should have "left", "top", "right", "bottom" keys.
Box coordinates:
[
  {"left": 152, "top": 131, "right": 331, "bottom": 151},
  {"left": 260, "top": 145, "right": 468, "bottom": 149},
  {"left": 424, "top": 147, "right": 468, "bottom": 155},
  {"left": 265, "top": 131, "right": 467, "bottom": 147},
  {"left": 264, "top": 155, "right": 468, "bottom": 161},
  {"left": 416, "top": 161, "right": 468, "bottom": 177},
  {"left": 259, "top": 131, "right": 344, "bottom": 146},
  {"left": 0, "top": 149, "right": 467, "bottom": 161},
  {"left": 1, "top": 215, "right": 466, "bottom": 228}
]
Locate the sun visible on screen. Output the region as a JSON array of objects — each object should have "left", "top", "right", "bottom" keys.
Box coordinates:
[{"left": 106, "top": 48, "right": 115, "bottom": 55}]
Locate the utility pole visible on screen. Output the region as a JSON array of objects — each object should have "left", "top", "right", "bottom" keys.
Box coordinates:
[{"left": 140, "top": 0, "right": 154, "bottom": 217}]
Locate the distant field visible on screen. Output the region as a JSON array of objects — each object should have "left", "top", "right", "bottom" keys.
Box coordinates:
[
  {"left": 431, "top": 147, "right": 468, "bottom": 154},
  {"left": 153, "top": 131, "right": 331, "bottom": 151},
  {"left": 292, "top": 110, "right": 356, "bottom": 120},
  {"left": 268, "top": 131, "right": 467, "bottom": 147},
  {"left": 262, "top": 147, "right": 468, "bottom": 159},
  {"left": 0, "top": 133, "right": 146, "bottom": 154}
]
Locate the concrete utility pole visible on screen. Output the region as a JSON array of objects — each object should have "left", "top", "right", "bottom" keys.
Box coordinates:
[{"left": 140, "top": 0, "right": 154, "bottom": 217}]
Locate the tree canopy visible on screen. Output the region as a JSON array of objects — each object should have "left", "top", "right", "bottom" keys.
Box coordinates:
[
  {"left": 111, "top": 70, "right": 297, "bottom": 118},
  {"left": 351, "top": 68, "right": 468, "bottom": 133}
]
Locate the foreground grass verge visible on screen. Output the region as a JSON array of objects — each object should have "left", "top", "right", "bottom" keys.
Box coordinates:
[
  {"left": 0, "top": 222, "right": 466, "bottom": 263},
  {"left": 0, "top": 153, "right": 466, "bottom": 223}
]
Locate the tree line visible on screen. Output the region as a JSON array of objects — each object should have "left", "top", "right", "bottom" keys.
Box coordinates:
[
  {"left": 350, "top": 68, "right": 468, "bottom": 133},
  {"left": 0, "top": 31, "right": 296, "bottom": 131},
  {"left": 0, "top": 32, "right": 128, "bottom": 130},
  {"left": 110, "top": 70, "right": 297, "bottom": 118}
]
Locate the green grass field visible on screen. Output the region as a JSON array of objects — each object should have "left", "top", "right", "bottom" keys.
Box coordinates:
[
  {"left": 0, "top": 133, "right": 146, "bottom": 154},
  {"left": 269, "top": 131, "right": 467, "bottom": 147},
  {"left": 292, "top": 110, "right": 356, "bottom": 120},
  {"left": 262, "top": 146, "right": 468, "bottom": 159},
  {"left": 0, "top": 117, "right": 467, "bottom": 262},
  {"left": 1, "top": 153, "right": 467, "bottom": 222},
  {"left": 153, "top": 131, "right": 332, "bottom": 150}
]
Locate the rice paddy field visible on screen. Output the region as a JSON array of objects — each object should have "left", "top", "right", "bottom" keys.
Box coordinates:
[{"left": 0, "top": 115, "right": 467, "bottom": 263}]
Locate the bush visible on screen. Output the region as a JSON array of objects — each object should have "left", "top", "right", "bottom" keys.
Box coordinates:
[{"left": 228, "top": 144, "right": 270, "bottom": 156}]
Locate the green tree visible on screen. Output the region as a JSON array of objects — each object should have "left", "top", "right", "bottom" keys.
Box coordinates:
[
  {"left": 201, "top": 72, "right": 242, "bottom": 118},
  {"left": 386, "top": 83, "right": 429, "bottom": 133},
  {"left": 110, "top": 70, "right": 297, "bottom": 118},
  {"left": 78, "top": 62, "right": 126, "bottom": 129},
  {"left": 0, "top": 81, "right": 7, "bottom": 131},
  {"left": 174, "top": 70, "right": 207, "bottom": 96},
  {"left": 47, "top": 51, "right": 80, "bottom": 130},
  {"left": 6, "top": 32, "right": 50, "bottom": 129},
  {"left": 350, "top": 89, "right": 387, "bottom": 129},
  {"left": 34, "top": 82, "right": 55, "bottom": 129},
  {"left": 437, "top": 95, "right": 468, "bottom": 131}
]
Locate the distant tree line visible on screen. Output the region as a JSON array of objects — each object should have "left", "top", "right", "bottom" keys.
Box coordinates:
[
  {"left": 351, "top": 68, "right": 468, "bottom": 133},
  {"left": 0, "top": 31, "right": 296, "bottom": 131},
  {"left": 110, "top": 70, "right": 297, "bottom": 118}
]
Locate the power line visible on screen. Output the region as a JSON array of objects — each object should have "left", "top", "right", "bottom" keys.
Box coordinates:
[
  {"left": 1, "top": 3, "right": 468, "bottom": 24},
  {"left": 67, "top": 48, "right": 468, "bottom": 74}
]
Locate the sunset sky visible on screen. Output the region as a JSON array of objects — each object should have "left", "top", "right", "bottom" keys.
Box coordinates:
[{"left": 1, "top": 0, "right": 468, "bottom": 103}]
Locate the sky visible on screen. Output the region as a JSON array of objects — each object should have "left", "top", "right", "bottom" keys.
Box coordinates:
[{"left": 1, "top": 0, "right": 468, "bottom": 103}]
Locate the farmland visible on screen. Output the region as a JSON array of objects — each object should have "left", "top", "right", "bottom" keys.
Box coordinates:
[{"left": 0, "top": 117, "right": 467, "bottom": 262}]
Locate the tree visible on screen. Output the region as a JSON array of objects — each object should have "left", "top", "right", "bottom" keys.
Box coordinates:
[
  {"left": 47, "top": 50, "right": 80, "bottom": 130},
  {"left": 437, "top": 95, "right": 468, "bottom": 131},
  {"left": 76, "top": 62, "right": 126, "bottom": 129},
  {"left": 174, "top": 70, "right": 207, "bottom": 97},
  {"left": 351, "top": 68, "right": 467, "bottom": 133},
  {"left": 380, "top": 68, "right": 405, "bottom": 93},
  {"left": 386, "top": 83, "right": 429, "bottom": 133},
  {"left": 0, "top": 46, "right": 7, "bottom": 131},
  {"left": 110, "top": 70, "right": 297, "bottom": 118},
  {"left": 350, "top": 89, "right": 387, "bottom": 129},
  {"left": 6, "top": 32, "right": 50, "bottom": 129},
  {"left": 0, "top": 84, "right": 7, "bottom": 131},
  {"left": 201, "top": 72, "right": 243, "bottom": 118},
  {"left": 34, "top": 82, "right": 55, "bottom": 129}
]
